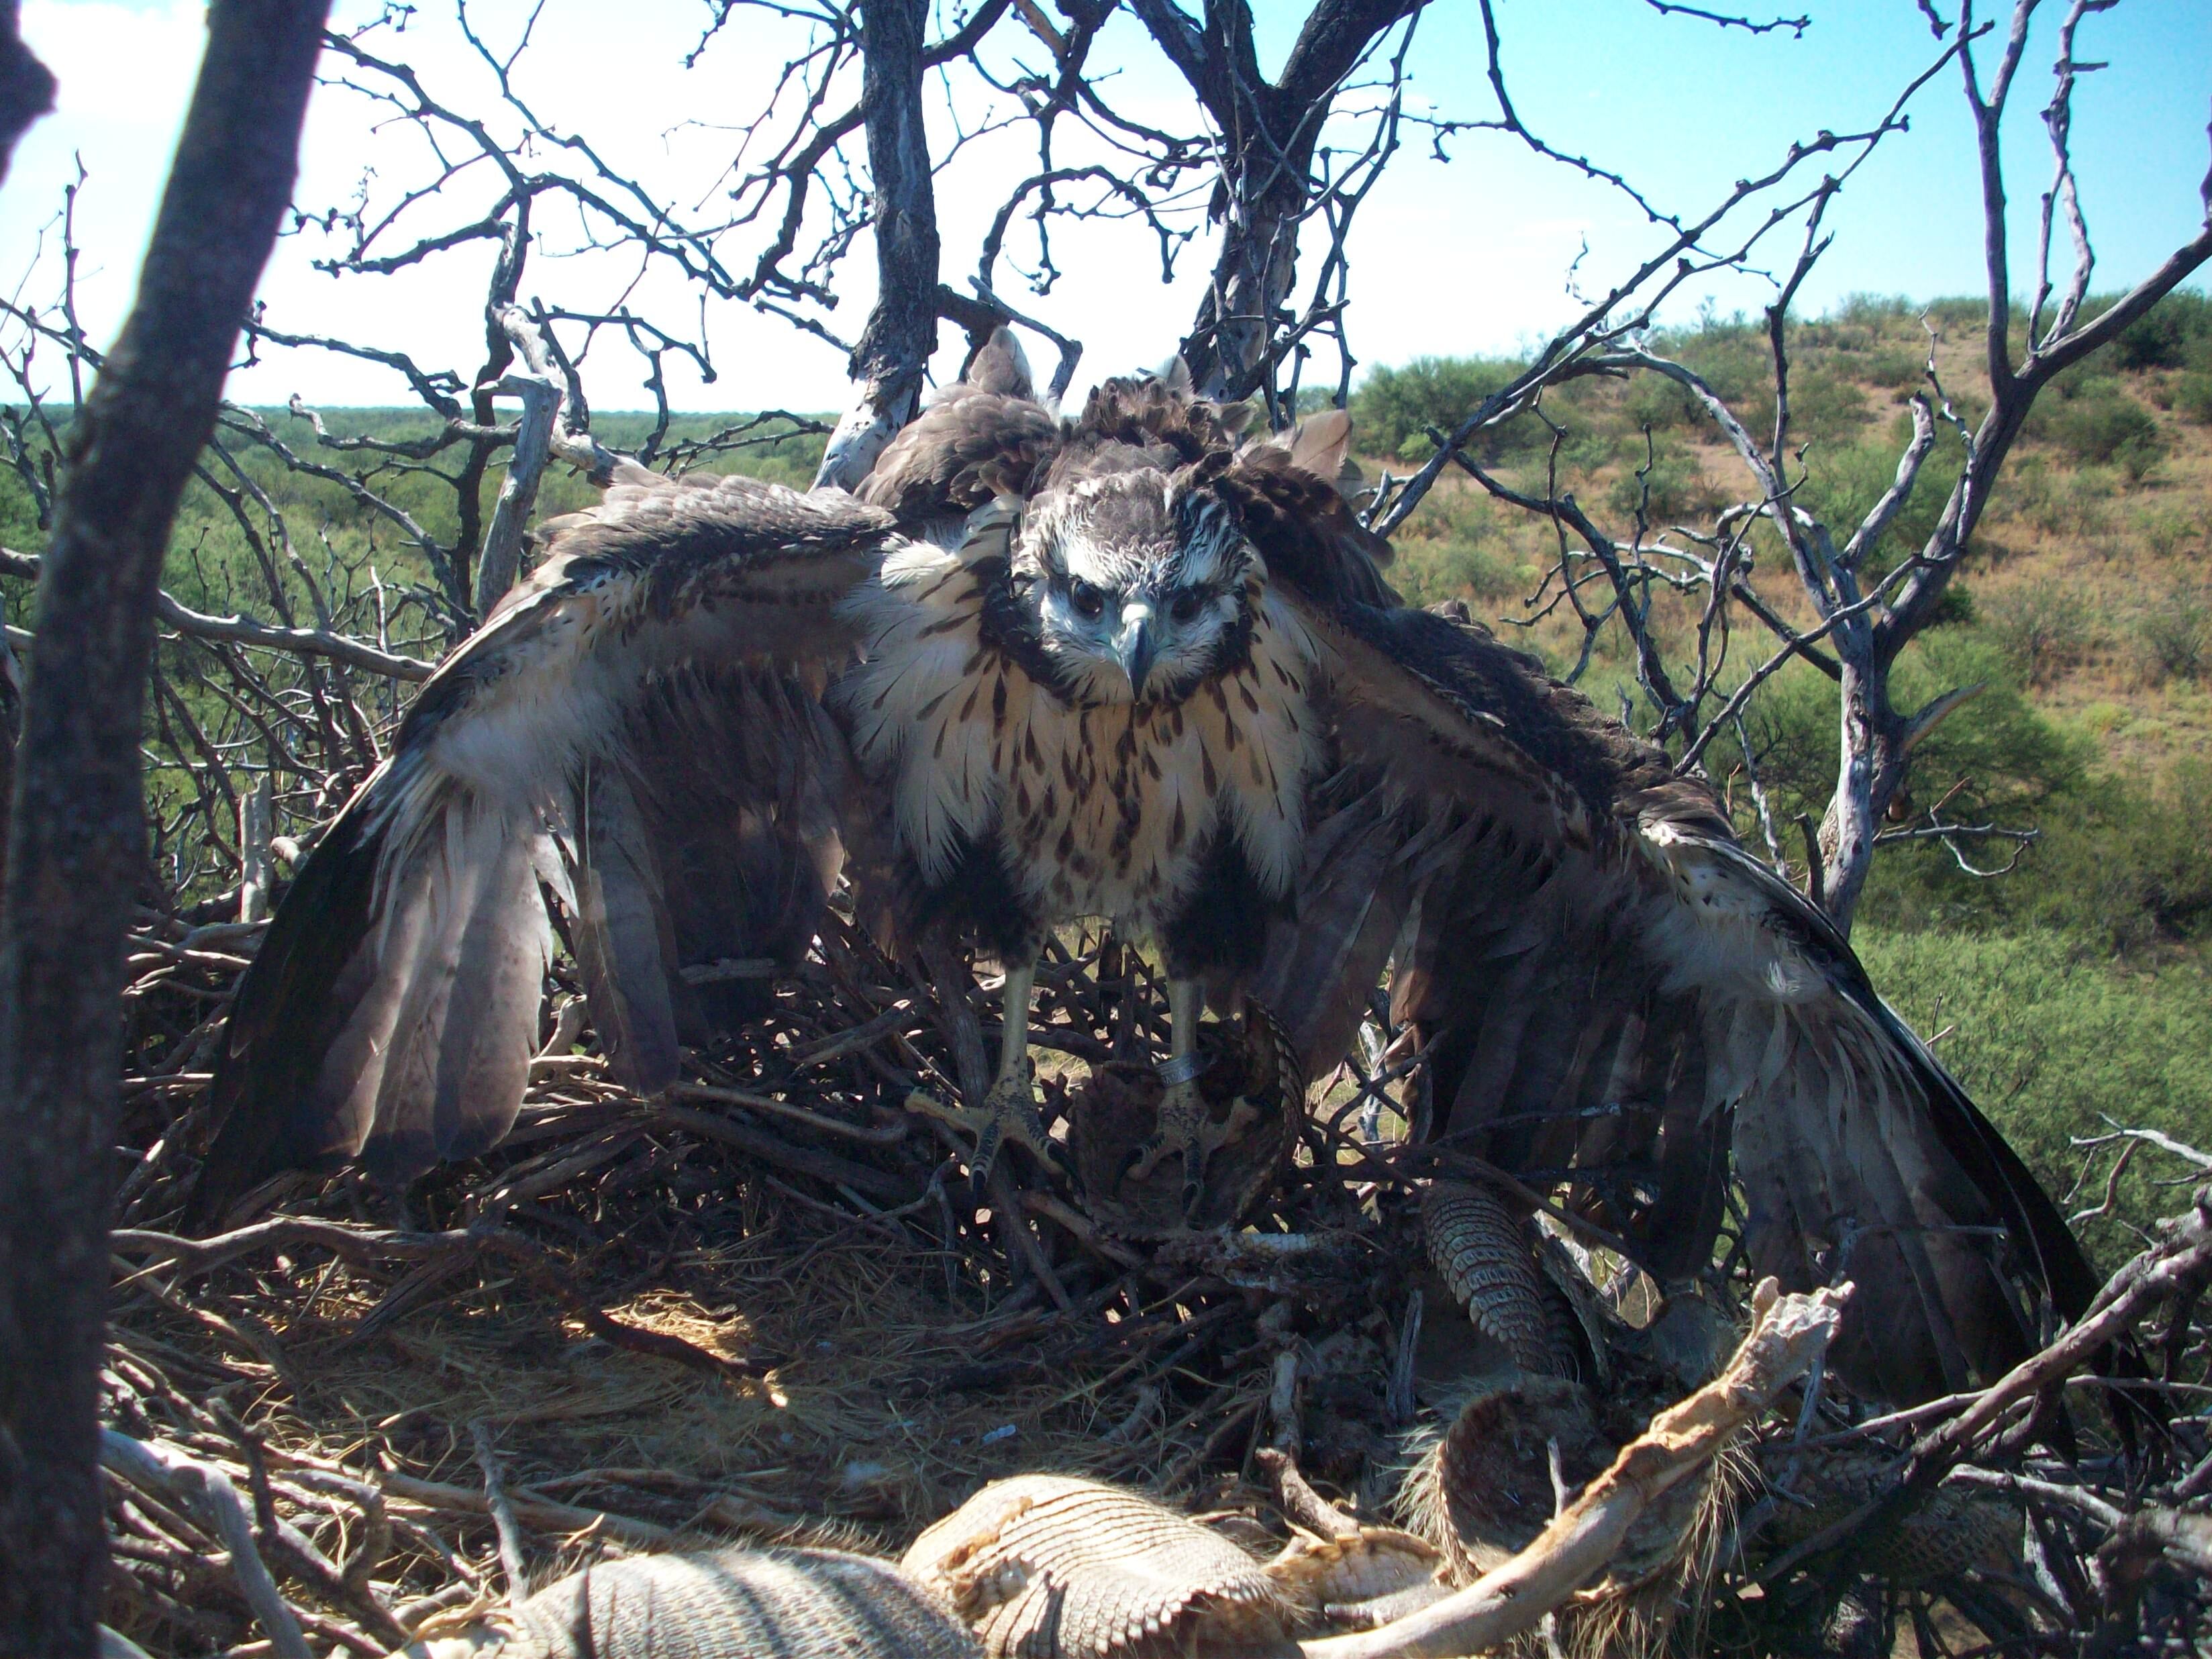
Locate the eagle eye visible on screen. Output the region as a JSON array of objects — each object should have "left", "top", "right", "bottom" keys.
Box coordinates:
[
  {"left": 1168, "top": 589, "right": 1205, "bottom": 623},
  {"left": 1068, "top": 579, "right": 1106, "bottom": 621}
]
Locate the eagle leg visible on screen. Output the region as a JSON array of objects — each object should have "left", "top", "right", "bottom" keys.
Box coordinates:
[
  {"left": 1117, "top": 977, "right": 1253, "bottom": 1223},
  {"left": 905, "top": 958, "right": 1064, "bottom": 1196}
]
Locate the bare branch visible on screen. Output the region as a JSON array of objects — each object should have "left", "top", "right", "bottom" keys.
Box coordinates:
[{"left": 0, "top": 1, "right": 328, "bottom": 1643}]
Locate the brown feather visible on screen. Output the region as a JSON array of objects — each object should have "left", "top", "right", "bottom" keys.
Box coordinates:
[{"left": 1266, "top": 584, "right": 2095, "bottom": 1403}]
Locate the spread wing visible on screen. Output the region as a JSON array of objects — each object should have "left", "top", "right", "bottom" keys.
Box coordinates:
[
  {"left": 1254, "top": 576, "right": 2097, "bottom": 1405},
  {"left": 195, "top": 466, "right": 898, "bottom": 1220}
]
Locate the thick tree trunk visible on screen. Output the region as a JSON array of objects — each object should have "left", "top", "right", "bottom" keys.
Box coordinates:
[
  {"left": 0, "top": 4, "right": 328, "bottom": 1651},
  {"left": 1818, "top": 661, "right": 1905, "bottom": 936},
  {"left": 813, "top": 0, "right": 940, "bottom": 490},
  {"left": 1183, "top": 148, "right": 1308, "bottom": 403},
  {"left": 1131, "top": 0, "right": 1422, "bottom": 411}
]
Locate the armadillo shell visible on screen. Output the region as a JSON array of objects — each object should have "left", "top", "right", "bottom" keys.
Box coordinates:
[
  {"left": 405, "top": 1546, "right": 983, "bottom": 1659},
  {"left": 1070, "top": 1007, "right": 1301, "bottom": 1235},
  {"left": 903, "top": 1474, "right": 1293, "bottom": 1658},
  {"left": 1421, "top": 1181, "right": 1572, "bottom": 1378},
  {"left": 1263, "top": 1526, "right": 1448, "bottom": 1629},
  {"left": 1762, "top": 1456, "right": 2020, "bottom": 1586},
  {"left": 1399, "top": 1378, "right": 1613, "bottom": 1576}
]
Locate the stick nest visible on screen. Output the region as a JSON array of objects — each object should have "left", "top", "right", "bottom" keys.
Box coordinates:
[{"left": 99, "top": 898, "right": 2212, "bottom": 1658}]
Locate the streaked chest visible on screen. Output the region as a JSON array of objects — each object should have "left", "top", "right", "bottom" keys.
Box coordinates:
[{"left": 838, "top": 544, "right": 1321, "bottom": 934}]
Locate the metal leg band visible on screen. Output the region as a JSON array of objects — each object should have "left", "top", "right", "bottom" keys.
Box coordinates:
[{"left": 1155, "top": 1050, "right": 1207, "bottom": 1089}]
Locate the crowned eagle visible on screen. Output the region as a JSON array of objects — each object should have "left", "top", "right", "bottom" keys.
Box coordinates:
[{"left": 195, "top": 334, "right": 2094, "bottom": 1405}]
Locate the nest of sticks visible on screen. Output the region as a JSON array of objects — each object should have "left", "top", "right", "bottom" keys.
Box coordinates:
[{"left": 101, "top": 891, "right": 2212, "bottom": 1658}]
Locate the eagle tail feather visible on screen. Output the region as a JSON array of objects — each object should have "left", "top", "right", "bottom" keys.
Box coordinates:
[{"left": 195, "top": 762, "right": 553, "bottom": 1220}]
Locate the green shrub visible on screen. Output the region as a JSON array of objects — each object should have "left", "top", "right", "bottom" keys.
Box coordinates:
[
  {"left": 2132, "top": 581, "right": 2212, "bottom": 685},
  {"left": 2175, "top": 371, "right": 2212, "bottom": 424},
  {"left": 1623, "top": 370, "right": 1703, "bottom": 432},
  {"left": 1395, "top": 538, "right": 1521, "bottom": 607},
  {"left": 1711, "top": 634, "right": 2079, "bottom": 881},
  {"left": 1782, "top": 366, "right": 1872, "bottom": 441},
  {"left": 1605, "top": 450, "right": 1714, "bottom": 523},
  {"left": 1862, "top": 746, "right": 2212, "bottom": 955},
  {"left": 1387, "top": 489, "right": 1529, "bottom": 608},
  {"left": 1794, "top": 436, "right": 1955, "bottom": 571},
  {"left": 0, "top": 464, "right": 42, "bottom": 562},
  {"left": 1836, "top": 293, "right": 1917, "bottom": 327},
  {"left": 1855, "top": 927, "right": 2212, "bottom": 1266},
  {"left": 2046, "top": 760, "right": 2212, "bottom": 946},
  {"left": 2132, "top": 504, "right": 2201, "bottom": 560},
  {"left": 2037, "top": 392, "right": 2165, "bottom": 477},
  {"left": 1923, "top": 295, "right": 2021, "bottom": 334},
  {"left": 1350, "top": 356, "right": 1534, "bottom": 462},
  {"left": 1859, "top": 348, "right": 1925, "bottom": 391},
  {"left": 2107, "top": 287, "right": 2212, "bottom": 370},
  {"left": 1980, "top": 580, "right": 2097, "bottom": 687}
]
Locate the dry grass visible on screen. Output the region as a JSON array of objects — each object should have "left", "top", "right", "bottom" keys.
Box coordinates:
[{"left": 101, "top": 913, "right": 1415, "bottom": 1654}]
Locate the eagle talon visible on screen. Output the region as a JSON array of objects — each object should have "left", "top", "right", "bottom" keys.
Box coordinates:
[
  {"left": 1117, "top": 1077, "right": 1262, "bottom": 1222},
  {"left": 904, "top": 1080, "right": 1062, "bottom": 1195}
]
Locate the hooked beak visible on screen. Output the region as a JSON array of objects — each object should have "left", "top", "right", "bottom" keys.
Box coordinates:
[{"left": 1113, "top": 601, "right": 1156, "bottom": 698}]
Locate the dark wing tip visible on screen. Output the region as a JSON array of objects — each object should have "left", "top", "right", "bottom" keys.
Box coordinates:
[{"left": 191, "top": 790, "right": 388, "bottom": 1225}]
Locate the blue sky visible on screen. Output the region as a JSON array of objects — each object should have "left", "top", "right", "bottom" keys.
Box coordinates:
[{"left": 5, "top": 0, "right": 2207, "bottom": 413}]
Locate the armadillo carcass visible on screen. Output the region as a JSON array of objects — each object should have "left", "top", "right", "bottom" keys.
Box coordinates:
[
  {"left": 1761, "top": 1450, "right": 2020, "bottom": 1585},
  {"left": 1420, "top": 1180, "right": 1574, "bottom": 1380},
  {"left": 396, "top": 1544, "right": 982, "bottom": 1659},
  {"left": 903, "top": 1474, "right": 1294, "bottom": 1658}
]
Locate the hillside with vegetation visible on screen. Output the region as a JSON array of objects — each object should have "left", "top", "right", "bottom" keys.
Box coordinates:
[
  {"left": 2, "top": 291, "right": 2206, "bottom": 1262},
  {"left": 1352, "top": 290, "right": 2212, "bottom": 1256}
]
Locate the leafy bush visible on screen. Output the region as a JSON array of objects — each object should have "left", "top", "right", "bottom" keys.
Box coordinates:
[
  {"left": 1859, "top": 348, "right": 1925, "bottom": 391},
  {"left": 1856, "top": 927, "right": 2212, "bottom": 1264},
  {"left": 2040, "top": 760, "right": 2212, "bottom": 946},
  {"left": 1793, "top": 436, "right": 1954, "bottom": 572},
  {"left": 2107, "top": 287, "right": 2212, "bottom": 370},
  {"left": 0, "top": 464, "right": 42, "bottom": 563},
  {"left": 1712, "top": 634, "right": 2080, "bottom": 876},
  {"left": 1350, "top": 356, "right": 1536, "bottom": 462},
  {"left": 2035, "top": 391, "right": 2165, "bottom": 478},
  {"left": 2175, "top": 371, "right": 2212, "bottom": 424},
  {"left": 1395, "top": 538, "right": 1521, "bottom": 607},
  {"left": 1387, "top": 487, "right": 1527, "bottom": 607},
  {"left": 2131, "top": 581, "right": 2212, "bottom": 685},
  {"left": 1623, "top": 370, "right": 1703, "bottom": 432},
  {"left": 1923, "top": 295, "right": 2015, "bottom": 333},
  {"left": 1784, "top": 366, "right": 1872, "bottom": 440},
  {"left": 1836, "top": 293, "right": 1918, "bottom": 327},
  {"left": 1862, "top": 745, "right": 2212, "bottom": 956},
  {"left": 1605, "top": 449, "right": 1715, "bottom": 523},
  {"left": 2132, "top": 504, "right": 2201, "bottom": 560},
  {"left": 1980, "top": 579, "right": 2097, "bottom": 687}
]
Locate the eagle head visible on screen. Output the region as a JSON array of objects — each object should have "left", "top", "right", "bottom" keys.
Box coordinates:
[{"left": 1010, "top": 464, "right": 1254, "bottom": 707}]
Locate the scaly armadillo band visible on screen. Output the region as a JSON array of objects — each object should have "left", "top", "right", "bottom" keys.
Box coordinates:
[{"left": 1155, "top": 1051, "right": 1207, "bottom": 1088}]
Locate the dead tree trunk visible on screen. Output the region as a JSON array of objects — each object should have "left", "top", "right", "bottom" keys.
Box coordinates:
[
  {"left": 1814, "top": 7, "right": 2212, "bottom": 929},
  {"left": 1130, "top": 0, "right": 1422, "bottom": 408},
  {"left": 813, "top": 0, "right": 942, "bottom": 490},
  {"left": 0, "top": 3, "right": 328, "bottom": 1650}
]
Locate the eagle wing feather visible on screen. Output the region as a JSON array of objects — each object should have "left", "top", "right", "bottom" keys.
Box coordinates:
[
  {"left": 1263, "top": 585, "right": 2095, "bottom": 1403},
  {"left": 195, "top": 471, "right": 894, "bottom": 1220}
]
